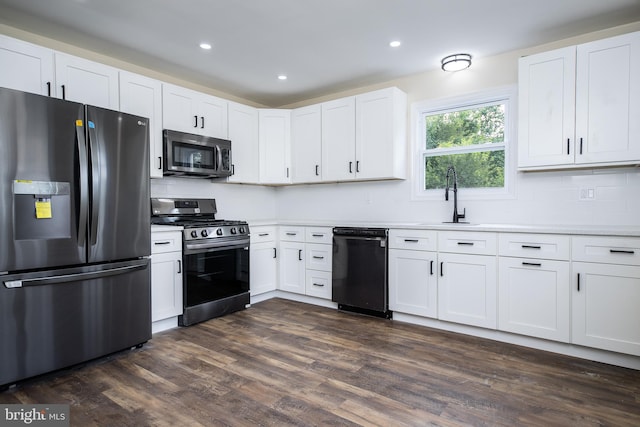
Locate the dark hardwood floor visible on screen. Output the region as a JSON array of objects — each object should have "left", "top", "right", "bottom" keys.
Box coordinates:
[{"left": 2, "top": 298, "right": 640, "bottom": 426}]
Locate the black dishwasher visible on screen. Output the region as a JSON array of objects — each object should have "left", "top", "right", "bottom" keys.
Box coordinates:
[{"left": 332, "top": 227, "right": 391, "bottom": 318}]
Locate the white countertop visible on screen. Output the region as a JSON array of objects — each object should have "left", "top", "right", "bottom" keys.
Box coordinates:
[{"left": 248, "top": 220, "right": 640, "bottom": 237}]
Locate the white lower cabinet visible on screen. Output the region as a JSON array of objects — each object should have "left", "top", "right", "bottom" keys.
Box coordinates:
[
  {"left": 389, "top": 249, "right": 438, "bottom": 317},
  {"left": 150, "top": 230, "right": 183, "bottom": 323},
  {"left": 305, "top": 269, "right": 332, "bottom": 299},
  {"left": 250, "top": 227, "right": 277, "bottom": 296},
  {"left": 279, "top": 240, "right": 306, "bottom": 294},
  {"left": 571, "top": 235, "right": 640, "bottom": 356},
  {"left": 498, "top": 258, "right": 570, "bottom": 342}
]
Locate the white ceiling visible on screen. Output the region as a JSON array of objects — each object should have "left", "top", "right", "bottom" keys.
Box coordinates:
[{"left": 1, "top": 0, "right": 640, "bottom": 107}]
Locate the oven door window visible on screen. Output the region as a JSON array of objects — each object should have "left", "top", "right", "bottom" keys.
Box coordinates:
[
  {"left": 184, "top": 247, "right": 249, "bottom": 306},
  {"left": 173, "top": 142, "right": 216, "bottom": 171}
]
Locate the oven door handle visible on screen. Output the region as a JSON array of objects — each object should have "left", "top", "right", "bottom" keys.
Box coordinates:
[{"left": 183, "top": 239, "right": 250, "bottom": 254}]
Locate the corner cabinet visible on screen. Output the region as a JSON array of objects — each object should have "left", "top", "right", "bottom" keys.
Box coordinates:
[
  {"left": 291, "top": 104, "right": 322, "bottom": 183},
  {"left": 572, "top": 236, "right": 640, "bottom": 356},
  {"left": 259, "top": 109, "right": 291, "bottom": 184},
  {"left": 519, "top": 31, "right": 640, "bottom": 170},
  {"left": 162, "top": 83, "right": 228, "bottom": 138},
  {"left": 119, "top": 71, "right": 163, "bottom": 178},
  {"left": 228, "top": 102, "right": 260, "bottom": 183}
]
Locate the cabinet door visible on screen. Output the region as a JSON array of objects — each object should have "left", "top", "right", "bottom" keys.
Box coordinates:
[
  {"left": 0, "top": 34, "right": 54, "bottom": 96},
  {"left": 438, "top": 253, "right": 497, "bottom": 329},
  {"left": 389, "top": 249, "right": 438, "bottom": 318},
  {"left": 162, "top": 83, "right": 198, "bottom": 133},
  {"left": 228, "top": 102, "right": 259, "bottom": 183},
  {"left": 498, "top": 258, "right": 570, "bottom": 342},
  {"left": 518, "top": 46, "right": 576, "bottom": 168},
  {"left": 151, "top": 252, "right": 183, "bottom": 322},
  {"left": 355, "top": 87, "right": 406, "bottom": 180},
  {"left": 572, "top": 262, "right": 640, "bottom": 356},
  {"left": 250, "top": 241, "right": 277, "bottom": 296},
  {"left": 292, "top": 104, "right": 322, "bottom": 183},
  {"left": 259, "top": 109, "right": 291, "bottom": 184},
  {"left": 54, "top": 53, "right": 119, "bottom": 109},
  {"left": 575, "top": 32, "right": 640, "bottom": 164},
  {"left": 119, "top": 71, "right": 163, "bottom": 178},
  {"left": 198, "top": 94, "right": 228, "bottom": 139},
  {"left": 279, "top": 242, "right": 305, "bottom": 294},
  {"left": 321, "top": 96, "right": 355, "bottom": 181}
]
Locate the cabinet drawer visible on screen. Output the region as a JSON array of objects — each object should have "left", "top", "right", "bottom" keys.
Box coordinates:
[
  {"left": 499, "top": 233, "right": 570, "bottom": 260},
  {"left": 306, "top": 243, "right": 332, "bottom": 271},
  {"left": 251, "top": 226, "right": 276, "bottom": 243},
  {"left": 278, "top": 226, "right": 306, "bottom": 242},
  {"left": 305, "top": 227, "right": 333, "bottom": 244},
  {"left": 572, "top": 236, "right": 640, "bottom": 266},
  {"left": 389, "top": 229, "right": 437, "bottom": 251},
  {"left": 151, "top": 231, "right": 182, "bottom": 254},
  {"left": 305, "top": 269, "right": 332, "bottom": 299},
  {"left": 438, "top": 231, "right": 497, "bottom": 255}
]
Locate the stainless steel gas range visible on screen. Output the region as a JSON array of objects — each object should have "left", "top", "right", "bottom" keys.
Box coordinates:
[{"left": 151, "top": 198, "right": 250, "bottom": 326}]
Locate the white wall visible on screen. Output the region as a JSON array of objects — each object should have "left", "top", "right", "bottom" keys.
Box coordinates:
[{"left": 275, "top": 22, "right": 640, "bottom": 227}]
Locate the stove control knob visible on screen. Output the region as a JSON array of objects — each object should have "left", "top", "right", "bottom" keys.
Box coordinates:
[
  {"left": 230, "top": 227, "right": 237, "bottom": 235},
  {"left": 190, "top": 230, "right": 198, "bottom": 238},
  {"left": 216, "top": 228, "right": 223, "bottom": 236},
  {"left": 201, "top": 229, "right": 208, "bottom": 238},
  {"left": 239, "top": 226, "right": 245, "bottom": 234}
]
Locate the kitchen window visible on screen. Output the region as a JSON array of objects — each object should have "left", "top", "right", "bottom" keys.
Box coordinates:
[{"left": 413, "top": 86, "right": 516, "bottom": 199}]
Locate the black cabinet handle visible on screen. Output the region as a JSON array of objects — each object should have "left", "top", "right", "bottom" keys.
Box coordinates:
[
  {"left": 286, "top": 232, "right": 297, "bottom": 236},
  {"left": 349, "top": 161, "right": 353, "bottom": 173},
  {"left": 440, "top": 262, "right": 444, "bottom": 277},
  {"left": 194, "top": 115, "right": 198, "bottom": 128},
  {"left": 231, "top": 164, "right": 235, "bottom": 175},
  {"left": 522, "top": 245, "right": 541, "bottom": 249},
  {"left": 579, "top": 137, "right": 583, "bottom": 155},
  {"left": 154, "top": 241, "right": 171, "bottom": 245},
  {"left": 313, "top": 283, "right": 324, "bottom": 287},
  {"left": 61, "top": 84, "right": 66, "bottom": 100},
  {"left": 430, "top": 260, "right": 434, "bottom": 275},
  {"left": 298, "top": 250, "right": 302, "bottom": 261},
  {"left": 315, "top": 165, "right": 319, "bottom": 176},
  {"left": 200, "top": 116, "right": 205, "bottom": 129},
  {"left": 610, "top": 249, "right": 635, "bottom": 255},
  {"left": 47, "top": 81, "right": 51, "bottom": 97},
  {"left": 404, "top": 239, "right": 419, "bottom": 243},
  {"left": 286, "top": 167, "right": 289, "bottom": 178},
  {"left": 567, "top": 138, "right": 570, "bottom": 155},
  {"left": 158, "top": 156, "right": 162, "bottom": 170},
  {"left": 177, "top": 260, "right": 182, "bottom": 274},
  {"left": 259, "top": 233, "right": 269, "bottom": 237},
  {"left": 273, "top": 248, "right": 277, "bottom": 258},
  {"left": 312, "top": 234, "right": 324, "bottom": 237},
  {"left": 312, "top": 255, "right": 324, "bottom": 260},
  {"left": 356, "top": 160, "right": 360, "bottom": 173},
  {"left": 522, "top": 262, "right": 542, "bottom": 267},
  {"left": 457, "top": 242, "right": 474, "bottom": 246},
  {"left": 577, "top": 273, "right": 580, "bottom": 291}
]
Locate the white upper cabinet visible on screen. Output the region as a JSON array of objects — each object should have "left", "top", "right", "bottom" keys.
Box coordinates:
[
  {"left": 54, "top": 52, "right": 119, "bottom": 109},
  {"left": 291, "top": 104, "right": 322, "bottom": 183},
  {"left": 355, "top": 87, "right": 407, "bottom": 180},
  {"left": 0, "top": 34, "right": 54, "bottom": 96},
  {"left": 259, "top": 109, "right": 291, "bottom": 184},
  {"left": 119, "top": 71, "right": 163, "bottom": 178},
  {"left": 227, "top": 101, "right": 260, "bottom": 183},
  {"left": 518, "top": 46, "right": 576, "bottom": 168},
  {"left": 321, "top": 96, "right": 356, "bottom": 181},
  {"left": 519, "top": 31, "right": 640, "bottom": 169},
  {"left": 162, "top": 83, "right": 228, "bottom": 138}
]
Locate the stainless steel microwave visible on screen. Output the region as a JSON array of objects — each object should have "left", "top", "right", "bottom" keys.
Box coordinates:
[{"left": 163, "top": 129, "right": 232, "bottom": 178}]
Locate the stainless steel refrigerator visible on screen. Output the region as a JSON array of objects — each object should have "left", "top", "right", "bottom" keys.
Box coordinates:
[{"left": 0, "top": 87, "right": 151, "bottom": 387}]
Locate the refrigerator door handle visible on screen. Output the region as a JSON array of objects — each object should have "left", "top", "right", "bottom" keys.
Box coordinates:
[
  {"left": 3, "top": 262, "right": 147, "bottom": 289},
  {"left": 87, "top": 116, "right": 100, "bottom": 246},
  {"left": 76, "top": 122, "right": 89, "bottom": 247}
]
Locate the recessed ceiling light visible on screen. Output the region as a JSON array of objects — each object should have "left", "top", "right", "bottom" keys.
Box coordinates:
[
  {"left": 389, "top": 41, "right": 401, "bottom": 48},
  {"left": 199, "top": 43, "right": 212, "bottom": 50},
  {"left": 278, "top": 75, "right": 287, "bottom": 80}
]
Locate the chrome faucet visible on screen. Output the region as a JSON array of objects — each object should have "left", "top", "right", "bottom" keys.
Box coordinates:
[{"left": 445, "top": 166, "right": 466, "bottom": 223}]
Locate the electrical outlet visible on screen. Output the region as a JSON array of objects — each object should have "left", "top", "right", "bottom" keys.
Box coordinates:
[{"left": 579, "top": 187, "right": 595, "bottom": 200}]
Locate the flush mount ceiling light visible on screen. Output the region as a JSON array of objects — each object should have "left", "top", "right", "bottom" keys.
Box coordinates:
[
  {"left": 441, "top": 53, "right": 472, "bottom": 72},
  {"left": 278, "top": 75, "right": 287, "bottom": 80},
  {"left": 199, "top": 42, "right": 212, "bottom": 50},
  {"left": 389, "top": 40, "right": 401, "bottom": 48}
]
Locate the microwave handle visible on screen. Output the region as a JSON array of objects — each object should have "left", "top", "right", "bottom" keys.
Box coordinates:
[{"left": 215, "top": 145, "right": 221, "bottom": 171}]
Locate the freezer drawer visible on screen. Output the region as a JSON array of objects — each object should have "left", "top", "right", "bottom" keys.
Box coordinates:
[{"left": 0, "top": 259, "right": 151, "bottom": 387}]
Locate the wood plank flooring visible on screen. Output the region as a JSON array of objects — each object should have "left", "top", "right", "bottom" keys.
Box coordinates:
[{"left": 2, "top": 298, "right": 640, "bottom": 426}]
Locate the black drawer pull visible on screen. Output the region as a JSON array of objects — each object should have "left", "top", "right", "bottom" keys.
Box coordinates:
[
  {"left": 273, "top": 248, "right": 277, "bottom": 258},
  {"left": 404, "top": 239, "right": 419, "bottom": 243},
  {"left": 298, "top": 250, "right": 302, "bottom": 261},
  {"left": 312, "top": 234, "right": 324, "bottom": 237},
  {"left": 457, "top": 242, "right": 474, "bottom": 246},
  {"left": 259, "top": 233, "right": 269, "bottom": 236},
  {"left": 286, "top": 232, "right": 297, "bottom": 236},
  {"left": 522, "top": 245, "right": 541, "bottom": 249},
  {"left": 312, "top": 256, "right": 324, "bottom": 260},
  {"left": 313, "top": 283, "right": 324, "bottom": 287},
  {"left": 577, "top": 273, "right": 580, "bottom": 292},
  {"left": 177, "top": 260, "right": 181, "bottom": 274},
  {"left": 440, "top": 262, "right": 444, "bottom": 277},
  {"left": 430, "top": 260, "right": 433, "bottom": 275},
  {"left": 154, "top": 241, "right": 171, "bottom": 245},
  {"left": 522, "top": 262, "right": 542, "bottom": 267},
  {"left": 610, "top": 249, "right": 635, "bottom": 255}
]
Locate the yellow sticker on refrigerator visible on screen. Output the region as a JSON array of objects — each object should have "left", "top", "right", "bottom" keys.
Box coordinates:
[
  {"left": 76, "top": 120, "right": 83, "bottom": 127},
  {"left": 35, "top": 198, "right": 52, "bottom": 219}
]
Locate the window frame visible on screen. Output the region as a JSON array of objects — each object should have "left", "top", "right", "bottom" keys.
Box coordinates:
[{"left": 411, "top": 86, "right": 517, "bottom": 201}]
